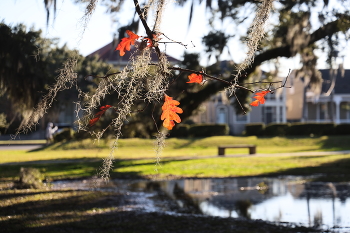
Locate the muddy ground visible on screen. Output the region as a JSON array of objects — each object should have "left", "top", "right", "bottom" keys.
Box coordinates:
[{"left": 0, "top": 178, "right": 327, "bottom": 233}]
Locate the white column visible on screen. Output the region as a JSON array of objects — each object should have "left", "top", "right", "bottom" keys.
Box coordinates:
[{"left": 334, "top": 96, "right": 342, "bottom": 124}]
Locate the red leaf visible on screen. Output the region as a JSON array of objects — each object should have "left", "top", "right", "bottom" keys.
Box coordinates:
[
  {"left": 161, "top": 95, "right": 183, "bottom": 130},
  {"left": 115, "top": 30, "right": 140, "bottom": 56},
  {"left": 88, "top": 105, "right": 113, "bottom": 127},
  {"left": 88, "top": 117, "right": 100, "bottom": 127},
  {"left": 250, "top": 90, "right": 270, "bottom": 107},
  {"left": 186, "top": 73, "right": 203, "bottom": 84},
  {"left": 100, "top": 105, "right": 112, "bottom": 111}
]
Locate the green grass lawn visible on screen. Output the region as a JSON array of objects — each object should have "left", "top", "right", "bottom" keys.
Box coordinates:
[
  {"left": 1, "top": 135, "right": 350, "bottom": 181},
  {"left": 2, "top": 135, "right": 350, "bottom": 163},
  {"left": 113, "top": 154, "right": 350, "bottom": 180}
]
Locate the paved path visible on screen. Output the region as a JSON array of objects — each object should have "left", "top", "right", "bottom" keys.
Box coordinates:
[
  {"left": 0, "top": 144, "right": 45, "bottom": 151},
  {"left": 248, "top": 150, "right": 350, "bottom": 157}
]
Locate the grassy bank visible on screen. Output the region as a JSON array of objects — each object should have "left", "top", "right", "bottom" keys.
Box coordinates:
[
  {"left": 1, "top": 135, "right": 350, "bottom": 181},
  {"left": 0, "top": 136, "right": 347, "bottom": 232},
  {"left": 1, "top": 153, "right": 347, "bottom": 181},
  {"left": 2, "top": 135, "right": 350, "bottom": 164}
]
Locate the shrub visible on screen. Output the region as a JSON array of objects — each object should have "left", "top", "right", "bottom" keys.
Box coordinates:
[
  {"left": 74, "top": 130, "right": 91, "bottom": 140},
  {"left": 288, "top": 123, "right": 335, "bottom": 136},
  {"left": 54, "top": 128, "right": 75, "bottom": 142},
  {"left": 169, "top": 124, "right": 190, "bottom": 137},
  {"left": 121, "top": 123, "right": 152, "bottom": 138},
  {"left": 334, "top": 124, "right": 350, "bottom": 135},
  {"left": 245, "top": 123, "right": 265, "bottom": 136},
  {"left": 14, "top": 167, "right": 44, "bottom": 189},
  {"left": 188, "top": 124, "right": 229, "bottom": 137},
  {"left": 264, "top": 123, "right": 290, "bottom": 136}
]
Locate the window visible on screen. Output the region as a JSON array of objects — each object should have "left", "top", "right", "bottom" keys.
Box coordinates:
[
  {"left": 279, "top": 106, "right": 284, "bottom": 122},
  {"left": 236, "top": 113, "right": 247, "bottom": 122},
  {"left": 340, "top": 102, "right": 350, "bottom": 120},
  {"left": 262, "top": 106, "right": 276, "bottom": 124},
  {"left": 217, "top": 107, "right": 227, "bottom": 124},
  {"left": 319, "top": 103, "right": 328, "bottom": 120},
  {"left": 265, "top": 92, "right": 275, "bottom": 100}
]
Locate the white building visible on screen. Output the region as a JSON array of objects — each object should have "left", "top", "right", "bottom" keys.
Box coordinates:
[
  {"left": 287, "top": 68, "right": 350, "bottom": 123},
  {"left": 191, "top": 69, "right": 287, "bottom": 135}
]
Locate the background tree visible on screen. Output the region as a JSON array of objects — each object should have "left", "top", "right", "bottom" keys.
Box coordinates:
[
  {"left": 0, "top": 22, "right": 114, "bottom": 134},
  {"left": 41, "top": 0, "right": 350, "bottom": 116},
  {"left": 8, "top": 0, "right": 350, "bottom": 179}
]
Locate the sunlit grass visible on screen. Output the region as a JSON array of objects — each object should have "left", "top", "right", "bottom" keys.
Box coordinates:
[
  {"left": 0, "top": 140, "right": 46, "bottom": 145},
  {"left": 1, "top": 135, "right": 350, "bottom": 181},
  {"left": 2, "top": 135, "right": 350, "bottom": 164},
  {"left": 2, "top": 153, "right": 350, "bottom": 181},
  {"left": 114, "top": 153, "right": 350, "bottom": 179}
]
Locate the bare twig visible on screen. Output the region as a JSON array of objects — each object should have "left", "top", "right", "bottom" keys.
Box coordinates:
[
  {"left": 233, "top": 91, "right": 247, "bottom": 115},
  {"left": 149, "top": 63, "right": 255, "bottom": 92},
  {"left": 84, "top": 72, "right": 121, "bottom": 80}
]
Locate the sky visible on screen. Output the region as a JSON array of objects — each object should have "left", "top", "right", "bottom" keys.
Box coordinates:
[{"left": 1, "top": 0, "right": 349, "bottom": 76}]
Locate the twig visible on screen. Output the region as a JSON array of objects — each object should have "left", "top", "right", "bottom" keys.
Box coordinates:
[
  {"left": 233, "top": 91, "right": 247, "bottom": 115},
  {"left": 269, "top": 69, "right": 292, "bottom": 92},
  {"left": 244, "top": 81, "right": 282, "bottom": 84},
  {"left": 159, "top": 33, "right": 188, "bottom": 49},
  {"left": 149, "top": 63, "right": 255, "bottom": 93},
  {"left": 133, "top": 0, "right": 162, "bottom": 59},
  {"left": 151, "top": 103, "right": 160, "bottom": 133},
  {"left": 84, "top": 72, "right": 121, "bottom": 80}
]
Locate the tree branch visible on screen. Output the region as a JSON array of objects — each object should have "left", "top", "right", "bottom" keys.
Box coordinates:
[
  {"left": 133, "top": 0, "right": 163, "bottom": 59},
  {"left": 244, "top": 16, "right": 350, "bottom": 75},
  {"left": 178, "top": 16, "right": 350, "bottom": 118}
]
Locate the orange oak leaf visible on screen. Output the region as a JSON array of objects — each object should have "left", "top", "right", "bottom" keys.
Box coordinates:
[
  {"left": 89, "top": 105, "right": 113, "bottom": 127},
  {"left": 115, "top": 30, "right": 140, "bottom": 56},
  {"left": 187, "top": 73, "right": 203, "bottom": 84},
  {"left": 250, "top": 90, "right": 270, "bottom": 107},
  {"left": 161, "top": 95, "right": 183, "bottom": 130}
]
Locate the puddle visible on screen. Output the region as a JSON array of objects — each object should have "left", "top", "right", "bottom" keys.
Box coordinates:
[
  {"left": 52, "top": 177, "right": 350, "bottom": 231},
  {"left": 51, "top": 178, "right": 182, "bottom": 214},
  {"left": 131, "top": 177, "right": 350, "bottom": 231}
]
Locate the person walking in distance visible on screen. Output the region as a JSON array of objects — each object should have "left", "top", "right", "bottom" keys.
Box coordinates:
[{"left": 46, "top": 122, "right": 58, "bottom": 144}]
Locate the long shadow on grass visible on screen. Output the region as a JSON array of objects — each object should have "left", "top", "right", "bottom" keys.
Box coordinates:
[
  {"left": 318, "top": 135, "right": 350, "bottom": 151},
  {"left": 27, "top": 140, "right": 74, "bottom": 152},
  {"left": 0, "top": 190, "right": 118, "bottom": 218},
  {"left": 0, "top": 188, "right": 316, "bottom": 233},
  {"left": 265, "top": 156, "right": 350, "bottom": 182},
  {"left": 172, "top": 138, "right": 201, "bottom": 149},
  {"left": 0, "top": 158, "right": 149, "bottom": 180}
]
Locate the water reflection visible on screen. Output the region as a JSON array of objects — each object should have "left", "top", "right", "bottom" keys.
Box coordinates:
[{"left": 134, "top": 177, "right": 350, "bottom": 230}]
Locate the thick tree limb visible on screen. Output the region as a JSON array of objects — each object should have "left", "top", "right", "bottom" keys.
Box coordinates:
[{"left": 178, "top": 16, "right": 350, "bottom": 119}]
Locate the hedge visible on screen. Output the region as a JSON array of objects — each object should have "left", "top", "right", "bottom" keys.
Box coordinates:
[
  {"left": 245, "top": 123, "right": 265, "bottom": 136},
  {"left": 53, "top": 128, "right": 75, "bottom": 142},
  {"left": 244, "top": 122, "right": 348, "bottom": 136},
  {"left": 334, "top": 123, "right": 350, "bottom": 135},
  {"left": 169, "top": 124, "right": 190, "bottom": 138},
  {"left": 288, "top": 123, "right": 335, "bottom": 136},
  {"left": 264, "top": 123, "right": 290, "bottom": 136},
  {"left": 188, "top": 124, "right": 229, "bottom": 137}
]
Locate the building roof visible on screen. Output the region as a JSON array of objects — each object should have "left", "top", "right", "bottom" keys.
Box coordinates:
[
  {"left": 319, "top": 69, "right": 350, "bottom": 94},
  {"left": 87, "top": 42, "right": 181, "bottom": 66}
]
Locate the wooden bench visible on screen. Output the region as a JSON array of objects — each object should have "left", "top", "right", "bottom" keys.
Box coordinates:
[{"left": 218, "top": 144, "right": 256, "bottom": 156}]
